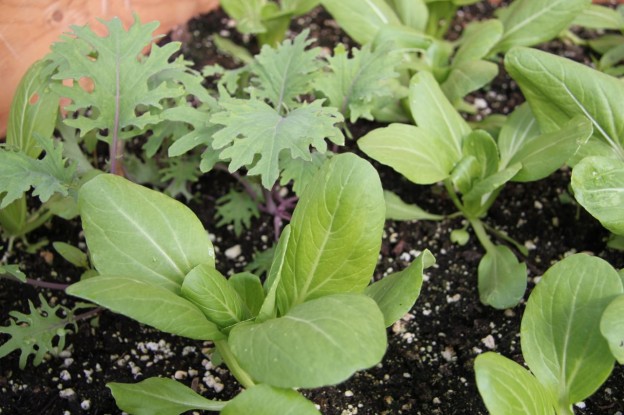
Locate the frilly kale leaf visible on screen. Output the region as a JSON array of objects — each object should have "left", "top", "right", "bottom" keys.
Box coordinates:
[{"left": 216, "top": 188, "right": 261, "bottom": 236}]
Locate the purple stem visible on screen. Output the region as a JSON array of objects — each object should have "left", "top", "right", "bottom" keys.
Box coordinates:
[{"left": 26, "top": 278, "right": 70, "bottom": 291}]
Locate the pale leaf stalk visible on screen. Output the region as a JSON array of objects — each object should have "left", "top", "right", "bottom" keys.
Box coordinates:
[
  {"left": 469, "top": 218, "right": 496, "bottom": 253},
  {"left": 214, "top": 339, "right": 256, "bottom": 389}
]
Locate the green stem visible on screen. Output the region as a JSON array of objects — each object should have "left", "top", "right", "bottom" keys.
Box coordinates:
[
  {"left": 481, "top": 222, "right": 529, "bottom": 256},
  {"left": 215, "top": 340, "right": 256, "bottom": 389},
  {"left": 443, "top": 179, "right": 466, "bottom": 214},
  {"left": 557, "top": 403, "right": 575, "bottom": 415},
  {"left": 20, "top": 208, "right": 55, "bottom": 237},
  {"left": 469, "top": 218, "right": 496, "bottom": 253}
]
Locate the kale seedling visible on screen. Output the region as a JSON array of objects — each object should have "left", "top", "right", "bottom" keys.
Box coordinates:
[
  {"left": 358, "top": 71, "right": 592, "bottom": 309},
  {"left": 476, "top": 253, "right": 623, "bottom": 415},
  {"left": 66, "top": 153, "right": 433, "bottom": 413}
]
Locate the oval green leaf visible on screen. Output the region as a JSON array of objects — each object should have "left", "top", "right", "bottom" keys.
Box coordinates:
[
  {"left": 383, "top": 191, "right": 444, "bottom": 221},
  {"left": 600, "top": 295, "right": 624, "bottom": 364},
  {"left": 478, "top": 244, "right": 527, "bottom": 309},
  {"left": 521, "top": 253, "right": 623, "bottom": 405},
  {"left": 475, "top": 352, "right": 554, "bottom": 415},
  {"left": 108, "top": 377, "right": 226, "bottom": 415},
  {"left": 221, "top": 384, "right": 320, "bottom": 415},
  {"left": 78, "top": 174, "right": 215, "bottom": 292},
  {"left": 67, "top": 276, "right": 224, "bottom": 340},
  {"left": 230, "top": 293, "right": 387, "bottom": 388}
]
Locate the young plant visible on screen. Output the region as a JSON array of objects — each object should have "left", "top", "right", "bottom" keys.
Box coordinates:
[
  {"left": 65, "top": 153, "right": 433, "bottom": 413},
  {"left": 358, "top": 71, "right": 592, "bottom": 309},
  {"left": 475, "top": 253, "right": 623, "bottom": 415},
  {"left": 505, "top": 46, "right": 624, "bottom": 237},
  {"left": 220, "top": 0, "right": 320, "bottom": 46}
]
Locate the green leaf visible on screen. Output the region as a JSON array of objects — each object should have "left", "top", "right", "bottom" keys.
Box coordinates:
[
  {"left": 251, "top": 30, "right": 322, "bottom": 108},
  {"left": 463, "top": 163, "right": 522, "bottom": 205},
  {"left": 244, "top": 246, "right": 276, "bottom": 277},
  {"left": 0, "top": 264, "right": 26, "bottom": 283},
  {"left": 220, "top": 0, "right": 266, "bottom": 34},
  {"left": 494, "top": 0, "right": 591, "bottom": 53},
  {"left": 215, "top": 188, "right": 260, "bottom": 237},
  {"left": 276, "top": 154, "right": 384, "bottom": 312},
  {"left": 181, "top": 264, "right": 248, "bottom": 328},
  {"left": 78, "top": 174, "right": 215, "bottom": 293},
  {"left": 409, "top": 71, "right": 470, "bottom": 157},
  {"left": 571, "top": 156, "right": 624, "bottom": 236},
  {"left": 358, "top": 123, "right": 459, "bottom": 185},
  {"left": 279, "top": 151, "right": 328, "bottom": 196},
  {"left": 228, "top": 272, "right": 265, "bottom": 318},
  {"left": 498, "top": 103, "right": 540, "bottom": 167},
  {"left": 383, "top": 191, "right": 444, "bottom": 221},
  {"left": 441, "top": 60, "right": 498, "bottom": 104},
  {"left": 573, "top": 4, "right": 624, "bottom": 30},
  {"left": 505, "top": 46, "right": 624, "bottom": 156},
  {"left": 320, "top": 0, "right": 401, "bottom": 44},
  {"left": 67, "top": 276, "right": 224, "bottom": 341},
  {"left": 601, "top": 295, "right": 624, "bottom": 364},
  {"left": 0, "top": 295, "right": 74, "bottom": 369},
  {"left": 211, "top": 96, "right": 344, "bottom": 189},
  {"left": 230, "top": 293, "right": 386, "bottom": 388},
  {"left": 314, "top": 42, "right": 401, "bottom": 122},
  {"left": 7, "top": 60, "right": 58, "bottom": 158},
  {"left": 462, "top": 130, "right": 499, "bottom": 181},
  {"left": 0, "top": 135, "right": 76, "bottom": 208},
  {"left": 48, "top": 17, "right": 195, "bottom": 139},
  {"left": 478, "top": 244, "right": 527, "bottom": 309},
  {"left": 222, "top": 384, "right": 320, "bottom": 415},
  {"left": 258, "top": 225, "right": 291, "bottom": 323},
  {"left": 389, "top": 0, "right": 428, "bottom": 31},
  {"left": 453, "top": 19, "right": 504, "bottom": 65},
  {"left": 475, "top": 352, "right": 554, "bottom": 415},
  {"left": 108, "top": 377, "right": 226, "bottom": 415},
  {"left": 365, "top": 250, "right": 433, "bottom": 326},
  {"left": 521, "top": 253, "right": 623, "bottom": 406},
  {"left": 281, "top": 0, "right": 320, "bottom": 15},
  {"left": 53, "top": 242, "right": 89, "bottom": 269}
]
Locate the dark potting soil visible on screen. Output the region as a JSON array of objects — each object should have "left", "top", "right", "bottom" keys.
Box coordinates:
[{"left": 1, "top": 3, "right": 624, "bottom": 415}]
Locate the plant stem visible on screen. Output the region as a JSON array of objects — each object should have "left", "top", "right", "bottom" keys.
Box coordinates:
[
  {"left": 481, "top": 222, "right": 529, "bottom": 256},
  {"left": 214, "top": 339, "right": 256, "bottom": 389},
  {"left": 26, "top": 278, "right": 70, "bottom": 291},
  {"left": 469, "top": 218, "right": 496, "bottom": 253},
  {"left": 443, "top": 179, "right": 466, "bottom": 215}
]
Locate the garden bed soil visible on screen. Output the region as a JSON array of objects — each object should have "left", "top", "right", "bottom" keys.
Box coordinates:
[{"left": 2, "top": 3, "right": 624, "bottom": 415}]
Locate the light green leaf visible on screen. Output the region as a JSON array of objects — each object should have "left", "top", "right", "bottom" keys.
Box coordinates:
[
  {"left": 478, "top": 244, "right": 527, "bottom": 309},
  {"left": 211, "top": 96, "right": 344, "bottom": 189},
  {"left": 409, "top": 71, "right": 470, "bottom": 156},
  {"left": 222, "top": 384, "right": 319, "bottom": 415},
  {"left": 220, "top": 0, "right": 267, "bottom": 34},
  {"left": 181, "top": 264, "right": 248, "bottom": 328},
  {"left": 48, "top": 17, "right": 194, "bottom": 139},
  {"left": 453, "top": 20, "right": 504, "bottom": 65},
  {"left": 67, "top": 276, "right": 224, "bottom": 340},
  {"left": 276, "top": 154, "right": 384, "bottom": 312},
  {"left": 281, "top": 0, "right": 320, "bottom": 15},
  {"left": 358, "top": 123, "right": 459, "bottom": 185},
  {"left": 462, "top": 130, "right": 499, "bottom": 181},
  {"left": 0, "top": 135, "right": 76, "bottom": 208},
  {"left": 441, "top": 60, "right": 498, "bottom": 104},
  {"left": 314, "top": 42, "right": 402, "bottom": 122},
  {"left": 78, "top": 174, "right": 215, "bottom": 293},
  {"left": 108, "top": 377, "right": 226, "bottom": 415},
  {"left": 521, "top": 253, "right": 623, "bottom": 405},
  {"left": 475, "top": 352, "right": 554, "bottom": 415},
  {"left": 365, "top": 250, "right": 433, "bottom": 326},
  {"left": 494, "top": 0, "right": 591, "bottom": 53},
  {"left": 279, "top": 151, "right": 328, "bottom": 196},
  {"left": 383, "top": 191, "right": 444, "bottom": 221},
  {"left": 505, "top": 46, "right": 624, "bottom": 156},
  {"left": 258, "top": 226, "right": 291, "bottom": 323},
  {"left": 601, "top": 295, "right": 624, "bottom": 364},
  {"left": 228, "top": 272, "right": 265, "bottom": 318},
  {"left": 571, "top": 156, "right": 624, "bottom": 236},
  {"left": 509, "top": 116, "right": 593, "bottom": 182},
  {"left": 573, "top": 4, "right": 624, "bottom": 30},
  {"left": 389, "top": 0, "right": 428, "bottom": 31},
  {"left": 463, "top": 163, "right": 522, "bottom": 205},
  {"left": 230, "top": 293, "right": 386, "bottom": 388},
  {"left": 0, "top": 264, "right": 26, "bottom": 283},
  {"left": 498, "top": 103, "right": 540, "bottom": 168},
  {"left": 7, "top": 60, "right": 58, "bottom": 158},
  {"left": 53, "top": 242, "right": 89, "bottom": 269},
  {"left": 320, "top": 0, "right": 401, "bottom": 44},
  {"left": 251, "top": 30, "right": 322, "bottom": 108}
]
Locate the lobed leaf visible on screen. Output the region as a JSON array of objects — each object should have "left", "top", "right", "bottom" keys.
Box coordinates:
[
  {"left": 108, "top": 377, "right": 226, "bottom": 415},
  {"left": 521, "top": 254, "right": 623, "bottom": 406},
  {"left": 229, "top": 293, "right": 386, "bottom": 388},
  {"left": 215, "top": 188, "right": 260, "bottom": 237},
  {"left": 78, "top": 174, "right": 215, "bottom": 292}
]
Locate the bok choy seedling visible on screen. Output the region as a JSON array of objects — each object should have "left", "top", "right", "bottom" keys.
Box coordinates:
[{"left": 66, "top": 153, "right": 433, "bottom": 413}]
